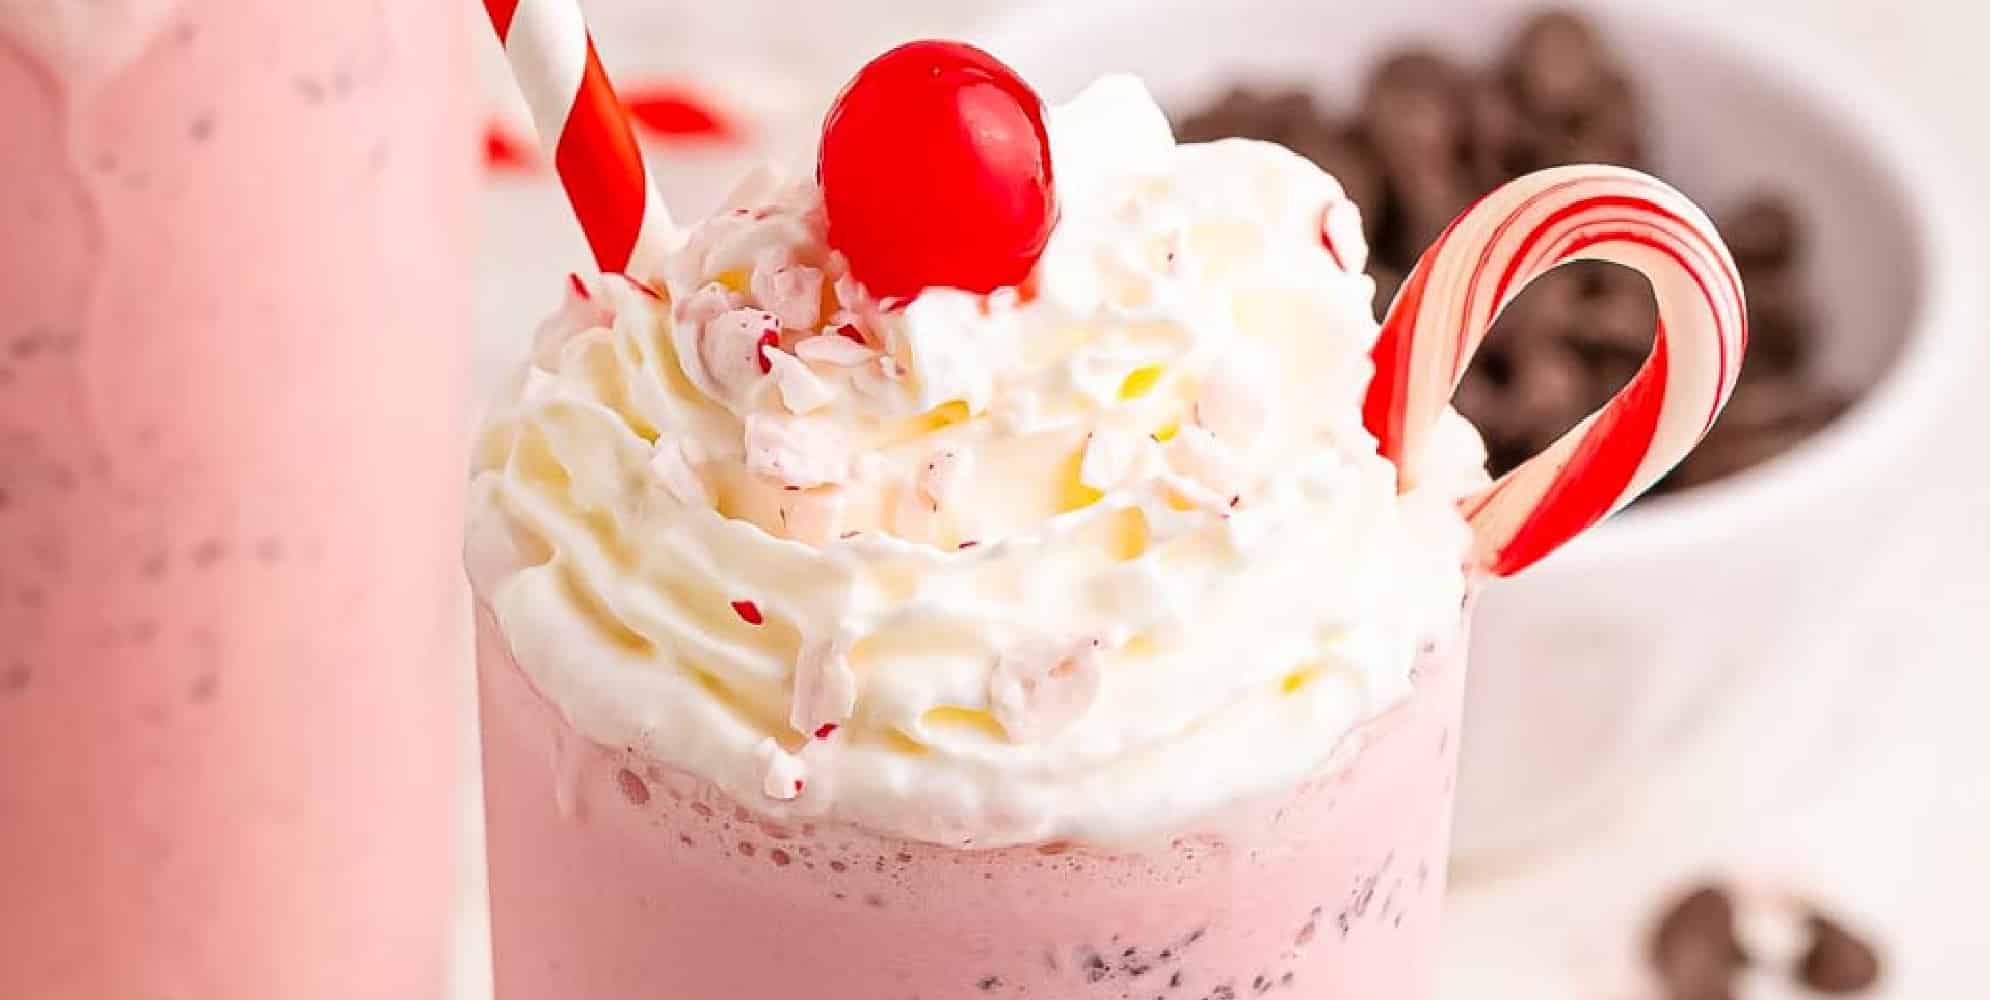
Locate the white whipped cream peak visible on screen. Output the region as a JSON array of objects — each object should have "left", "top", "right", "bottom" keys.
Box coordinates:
[{"left": 470, "top": 75, "right": 1489, "bottom": 846}]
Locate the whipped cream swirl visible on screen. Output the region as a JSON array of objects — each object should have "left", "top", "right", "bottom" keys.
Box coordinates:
[{"left": 469, "top": 76, "right": 1489, "bottom": 847}]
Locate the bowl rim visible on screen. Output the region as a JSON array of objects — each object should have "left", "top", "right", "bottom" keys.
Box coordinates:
[{"left": 974, "top": 0, "right": 1988, "bottom": 573}]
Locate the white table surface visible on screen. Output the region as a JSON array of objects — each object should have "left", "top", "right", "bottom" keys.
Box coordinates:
[{"left": 457, "top": 2, "right": 1990, "bottom": 996}]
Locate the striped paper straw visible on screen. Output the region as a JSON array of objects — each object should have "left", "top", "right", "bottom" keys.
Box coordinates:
[{"left": 485, "top": 0, "right": 674, "bottom": 275}]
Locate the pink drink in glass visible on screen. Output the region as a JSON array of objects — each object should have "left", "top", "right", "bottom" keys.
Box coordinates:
[
  {"left": 477, "top": 607, "right": 1467, "bottom": 999},
  {"left": 0, "top": 3, "right": 474, "bottom": 995},
  {"left": 465, "top": 55, "right": 1517, "bottom": 1000}
]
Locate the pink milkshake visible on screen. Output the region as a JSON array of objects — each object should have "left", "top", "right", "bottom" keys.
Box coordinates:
[
  {"left": 477, "top": 609, "right": 1467, "bottom": 998},
  {"left": 472, "top": 51, "right": 1485, "bottom": 997},
  {"left": 469, "top": 39, "right": 1745, "bottom": 1000},
  {"left": 0, "top": 3, "right": 474, "bottom": 996}
]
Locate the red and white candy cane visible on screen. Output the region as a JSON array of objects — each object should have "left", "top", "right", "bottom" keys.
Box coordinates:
[
  {"left": 1363, "top": 165, "right": 1748, "bottom": 577},
  {"left": 484, "top": 0, "right": 675, "bottom": 275}
]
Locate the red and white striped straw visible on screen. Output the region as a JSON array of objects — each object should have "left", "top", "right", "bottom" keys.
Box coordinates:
[
  {"left": 484, "top": 0, "right": 674, "bottom": 276},
  {"left": 1363, "top": 165, "right": 1748, "bottom": 577}
]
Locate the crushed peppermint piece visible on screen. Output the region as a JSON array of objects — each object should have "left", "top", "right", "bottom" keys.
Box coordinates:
[
  {"left": 777, "top": 487, "right": 847, "bottom": 545},
  {"left": 795, "top": 332, "right": 876, "bottom": 367},
  {"left": 751, "top": 249, "right": 825, "bottom": 330},
  {"left": 744, "top": 414, "right": 852, "bottom": 489},
  {"left": 699, "top": 307, "right": 781, "bottom": 396},
  {"left": 849, "top": 354, "right": 908, "bottom": 402},
  {"left": 989, "top": 638, "right": 1103, "bottom": 743},
  {"left": 731, "top": 600, "right": 763, "bottom": 625},
  {"left": 790, "top": 637, "right": 857, "bottom": 737},
  {"left": 755, "top": 738, "right": 807, "bottom": 801},
  {"left": 814, "top": 723, "right": 838, "bottom": 739},
  {"left": 675, "top": 282, "right": 744, "bottom": 328},
  {"left": 833, "top": 272, "right": 868, "bottom": 316},
  {"left": 764, "top": 348, "right": 836, "bottom": 413}
]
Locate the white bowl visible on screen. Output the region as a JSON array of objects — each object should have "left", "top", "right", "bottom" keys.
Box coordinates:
[{"left": 977, "top": 0, "right": 1984, "bottom": 863}]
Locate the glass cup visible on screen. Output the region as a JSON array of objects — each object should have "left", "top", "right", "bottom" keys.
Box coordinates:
[
  {"left": 0, "top": 4, "right": 475, "bottom": 996},
  {"left": 475, "top": 606, "right": 1468, "bottom": 998},
  {"left": 466, "top": 67, "right": 1739, "bottom": 997}
]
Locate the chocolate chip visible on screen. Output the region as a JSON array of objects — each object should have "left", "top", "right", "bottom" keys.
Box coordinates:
[
  {"left": 1651, "top": 886, "right": 1747, "bottom": 990},
  {"left": 1505, "top": 11, "right": 1610, "bottom": 121},
  {"left": 1741, "top": 275, "right": 1816, "bottom": 377},
  {"left": 1568, "top": 268, "right": 1657, "bottom": 364},
  {"left": 1173, "top": 20, "right": 1840, "bottom": 498},
  {"left": 1799, "top": 914, "right": 1881, "bottom": 994},
  {"left": 1466, "top": 86, "right": 1543, "bottom": 187},
  {"left": 1495, "top": 268, "right": 1587, "bottom": 344},
  {"left": 1554, "top": 71, "right": 1643, "bottom": 166},
  {"left": 1508, "top": 343, "right": 1591, "bottom": 429},
  {"left": 1453, "top": 368, "right": 1504, "bottom": 419},
  {"left": 1177, "top": 87, "right": 1318, "bottom": 146},
  {"left": 1363, "top": 52, "right": 1468, "bottom": 169},
  {"left": 1386, "top": 166, "right": 1474, "bottom": 260},
  {"left": 1724, "top": 195, "right": 1804, "bottom": 270}
]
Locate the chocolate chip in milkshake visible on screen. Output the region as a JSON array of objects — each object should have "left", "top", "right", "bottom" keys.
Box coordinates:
[
  {"left": 191, "top": 536, "right": 229, "bottom": 568},
  {"left": 187, "top": 671, "right": 220, "bottom": 703}
]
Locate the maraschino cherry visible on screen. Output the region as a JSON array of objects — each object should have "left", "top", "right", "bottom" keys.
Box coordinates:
[{"left": 819, "top": 41, "right": 1057, "bottom": 302}]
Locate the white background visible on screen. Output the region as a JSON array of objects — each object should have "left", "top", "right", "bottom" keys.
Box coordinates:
[{"left": 460, "top": 2, "right": 1990, "bottom": 996}]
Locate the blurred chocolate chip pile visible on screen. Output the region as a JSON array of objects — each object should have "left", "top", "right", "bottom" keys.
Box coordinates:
[
  {"left": 1650, "top": 881, "right": 1881, "bottom": 1000},
  {"left": 1174, "top": 10, "right": 1853, "bottom": 497}
]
